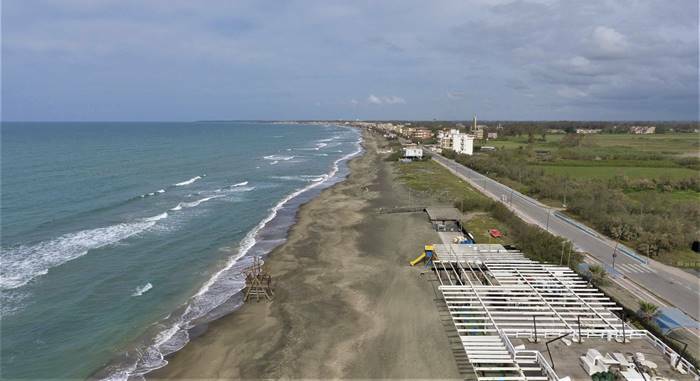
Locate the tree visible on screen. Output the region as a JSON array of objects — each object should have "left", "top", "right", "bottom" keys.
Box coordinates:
[
  {"left": 588, "top": 265, "right": 609, "bottom": 286},
  {"left": 638, "top": 301, "right": 660, "bottom": 323}
]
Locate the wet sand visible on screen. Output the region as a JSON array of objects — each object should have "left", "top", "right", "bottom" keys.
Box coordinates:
[{"left": 152, "top": 131, "right": 462, "bottom": 379}]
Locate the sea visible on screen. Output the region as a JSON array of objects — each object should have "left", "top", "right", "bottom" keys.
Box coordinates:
[{"left": 0, "top": 121, "right": 362, "bottom": 379}]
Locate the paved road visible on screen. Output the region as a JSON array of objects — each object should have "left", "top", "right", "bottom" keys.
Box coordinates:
[{"left": 432, "top": 152, "right": 700, "bottom": 322}]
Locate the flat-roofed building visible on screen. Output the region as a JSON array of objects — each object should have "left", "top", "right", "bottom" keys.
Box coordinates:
[
  {"left": 452, "top": 133, "right": 474, "bottom": 155},
  {"left": 429, "top": 244, "right": 697, "bottom": 381},
  {"left": 402, "top": 146, "right": 423, "bottom": 159},
  {"left": 412, "top": 128, "right": 434, "bottom": 140}
]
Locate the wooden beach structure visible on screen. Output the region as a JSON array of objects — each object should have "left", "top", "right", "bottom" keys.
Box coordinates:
[{"left": 243, "top": 256, "right": 273, "bottom": 302}]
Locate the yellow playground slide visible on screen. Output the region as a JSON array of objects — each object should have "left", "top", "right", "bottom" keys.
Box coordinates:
[
  {"left": 409, "top": 252, "right": 426, "bottom": 266},
  {"left": 409, "top": 245, "right": 434, "bottom": 266}
]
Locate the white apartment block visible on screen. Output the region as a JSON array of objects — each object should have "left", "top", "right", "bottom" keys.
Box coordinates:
[{"left": 452, "top": 133, "right": 475, "bottom": 155}]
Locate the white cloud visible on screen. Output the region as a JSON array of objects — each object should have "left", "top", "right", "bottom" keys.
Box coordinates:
[
  {"left": 383, "top": 95, "right": 406, "bottom": 104},
  {"left": 367, "top": 94, "right": 406, "bottom": 104},
  {"left": 590, "top": 26, "right": 629, "bottom": 58},
  {"left": 367, "top": 94, "right": 383, "bottom": 104},
  {"left": 557, "top": 86, "right": 588, "bottom": 99}
]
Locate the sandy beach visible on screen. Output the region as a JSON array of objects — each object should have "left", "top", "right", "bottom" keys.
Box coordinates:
[{"left": 152, "top": 131, "right": 463, "bottom": 379}]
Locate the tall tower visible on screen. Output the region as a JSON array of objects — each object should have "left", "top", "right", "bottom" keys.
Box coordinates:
[{"left": 472, "top": 113, "right": 477, "bottom": 132}]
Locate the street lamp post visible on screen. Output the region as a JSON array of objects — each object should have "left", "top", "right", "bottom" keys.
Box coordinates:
[
  {"left": 546, "top": 209, "right": 551, "bottom": 231},
  {"left": 612, "top": 242, "right": 619, "bottom": 272},
  {"left": 563, "top": 181, "right": 567, "bottom": 208},
  {"left": 560, "top": 241, "right": 566, "bottom": 265}
]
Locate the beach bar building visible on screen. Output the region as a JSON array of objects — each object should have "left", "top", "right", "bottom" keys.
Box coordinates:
[
  {"left": 430, "top": 244, "right": 697, "bottom": 381},
  {"left": 403, "top": 146, "right": 423, "bottom": 160},
  {"left": 425, "top": 207, "right": 465, "bottom": 233}
]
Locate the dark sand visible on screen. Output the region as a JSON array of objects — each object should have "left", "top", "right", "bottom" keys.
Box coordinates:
[{"left": 152, "top": 132, "right": 462, "bottom": 379}]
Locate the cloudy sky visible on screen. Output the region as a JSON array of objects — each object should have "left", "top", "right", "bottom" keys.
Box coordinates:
[{"left": 2, "top": 0, "right": 698, "bottom": 121}]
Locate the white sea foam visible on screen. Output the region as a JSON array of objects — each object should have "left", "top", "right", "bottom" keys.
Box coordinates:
[
  {"left": 0, "top": 221, "right": 160, "bottom": 290},
  {"left": 102, "top": 127, "right": 364, "bottom": 381},
  {"left": 141, "top": 190, "right": 164, "bottom": 198},
  {"left": 132, "top": 283, "right": 153, "bottom": 297},
  {"left": 272, "top": 175, "right": 327, "bottom": 182},
  {"left": 144, "top": 212, "right": 168, "bottom": 222},
  {"left": 263, "top": 155, "right": 294, "bottom": 161},
  {"left": 170, "top": 196, "right": 223, "bottom": 211},
  {"left": 232, "top": 181, "right": 248, "bottom": 187},
  {"left": 270, "top": 160, "right": 279, "bottom": 165},
  {"left": 174, "top": 176, "right": 202, "bottom": 187}
]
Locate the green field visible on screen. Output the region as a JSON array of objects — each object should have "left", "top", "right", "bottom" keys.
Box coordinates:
[
  {"left": 588, "top": 133, "right": 700, "bottom": 154},
  {"left": 489, "top": 132, "right": 700, "bottom": 156},
  {"left": 532, "top": 164, "right": 698, "bottom": 180}
]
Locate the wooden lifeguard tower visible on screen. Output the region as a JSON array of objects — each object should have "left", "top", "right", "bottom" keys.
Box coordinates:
[{"left": 243, "top": 256, "right": 273, "bottom": 302}]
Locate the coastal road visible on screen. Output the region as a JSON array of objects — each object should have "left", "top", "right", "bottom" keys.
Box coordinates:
[{"left": 431, "top": 152, "right": 700, "bottom": 322}]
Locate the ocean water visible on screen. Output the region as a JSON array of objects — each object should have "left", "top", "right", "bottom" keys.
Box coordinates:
[{"left": 0, "top": 121, "right": 361, "bottom": 379}]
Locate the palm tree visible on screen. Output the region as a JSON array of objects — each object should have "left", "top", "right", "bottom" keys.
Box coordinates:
[
  {"left": 638, "top": 301, "right": 660, "bottom": 322},
  {"left": 588, "top": 265, "right": 608, "bottom": 286}
]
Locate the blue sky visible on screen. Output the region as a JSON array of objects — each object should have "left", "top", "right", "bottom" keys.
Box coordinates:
[{"left": 2, "top": 0, "right": 698, "bottom": 121}]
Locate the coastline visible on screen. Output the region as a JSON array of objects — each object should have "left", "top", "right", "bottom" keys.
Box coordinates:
[
  {"left": 96, "top": 125, "right": 363, "bottom": 380},
  {"left": 151, "top": 131, "right": 462, "bottom": 379}
]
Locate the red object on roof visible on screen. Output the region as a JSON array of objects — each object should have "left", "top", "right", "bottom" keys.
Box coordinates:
[{"left": 489, "top": 229, "right": 502, "bottom": 238}]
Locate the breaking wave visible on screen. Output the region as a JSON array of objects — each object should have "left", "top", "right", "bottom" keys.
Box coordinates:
[
  {"left": 0, "top": 220, "right": 161, "bottom": 291},
  {"left": 132, "top": 283, "right": 153, "bottom": 297},
  {"left": 263, "top": 155, "right": 294, "bottom": 161},
  {"left": 170, "top": 196, "right": 223, "bottom": 211},
  {"left": 99, "top": 127, "right": 364, "bottom": 380},
  {"left": 174, "top": 176, "right": 203, "bottom": 187}
]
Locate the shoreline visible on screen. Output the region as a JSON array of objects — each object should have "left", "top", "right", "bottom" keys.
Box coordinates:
[
  {"left": 96, "top": 125, "right": 363, "bottom": 380},
  {"left": 151, "top": 130, "right": 462, "bottom": 379}
]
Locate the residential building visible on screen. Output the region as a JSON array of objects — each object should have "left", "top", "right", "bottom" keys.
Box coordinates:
[
  {"left": 629, "top": 126, "right": 656, "bottom": 134},
  {"left": 412, "top": 128, "right": 434, "bottom": 140},
  {"left": 474, "top": 124, "right": 487, "bottom": 140},
  {"left": 487, "top": 132, "right": 498, "bottom": 139},
  {"left": 438, "top": 129, "right": 459, "bottom": 150},
  {"left": 546, "top": 128, "right": 566, "bottom": 134},
  {"left": 452, "top": 133, "right": 474, "bottom": 155},
  {"left": 575, "top": 128, "right": 601, "bottom": 134}
]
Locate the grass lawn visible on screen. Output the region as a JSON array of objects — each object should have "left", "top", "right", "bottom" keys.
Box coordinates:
[
  {"left": 626, "top": 189, "right": 700, "bottom": 202},
  {"left": 463, "top": 213, "right": 511, "bottom": 246},
  {"left": 395, "top": 160, "right": 514, "bottom": 247},
  {"left": 395, "top": 159, "right": 489, "bottom": 204}
]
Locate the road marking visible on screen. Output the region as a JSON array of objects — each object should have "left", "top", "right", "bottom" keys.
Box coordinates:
[
  {"left": 621, "top": 264, "right": 639, "bottom": 273},
  {"left": 642, "top": 264, "right": 656, "bottom": 273},
  {"left": 617, "top": 263, "right": 655, "bottom": 274},
  {"left": 631, "top": 264, "right": 646, "bottom": 273},
  {"left": 616, "top": 264, "right": 632, "bottom": 273}
]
